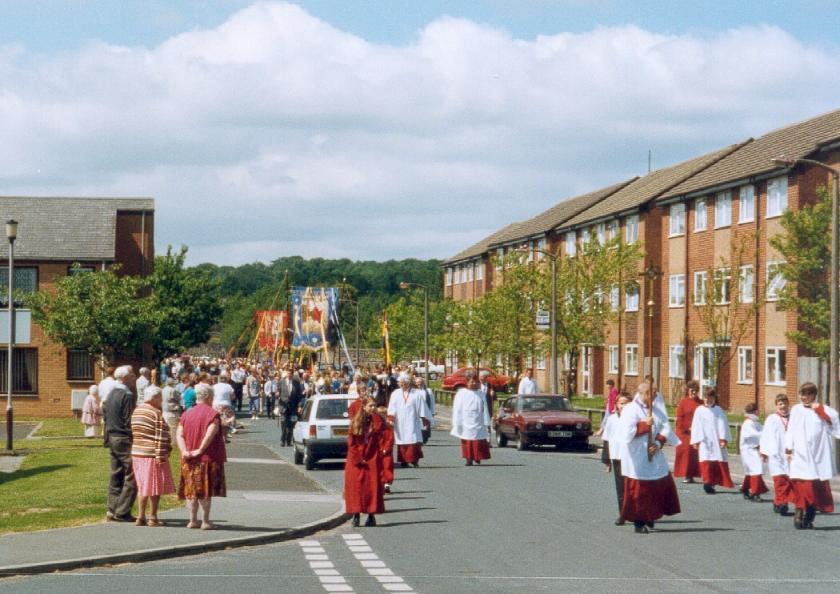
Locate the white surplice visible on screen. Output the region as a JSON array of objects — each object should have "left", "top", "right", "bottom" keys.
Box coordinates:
[
  {"left": 387, "top": 388, "right": 430, "bottom": 445},
  {"left": 739, "top": 415, "right": 763, "bottom": 475},
  {"left": 759, "top": 413, "right": 790, "bottom": 476},
  {"left": 601, "top": 413, "right": 624, "bottom": 462},
  {"left": 618, "top": 396, "right": 679, "bottom": 480},
  {"left": 784, "top": 403, "right": 840, "bottom": 481},
  {"left": 450, "top": 388, "right": 491, "bottom": 441},
  {"left": 517, "top": 378, "right": 537, "bottom": 394},
  {"left": 690, "top": 405, "right": 730, "bottom": 462}
]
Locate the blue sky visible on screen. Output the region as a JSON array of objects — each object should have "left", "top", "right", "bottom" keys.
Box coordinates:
[{"left": 1, "top": 1, "right": 839, "bottom": 265}]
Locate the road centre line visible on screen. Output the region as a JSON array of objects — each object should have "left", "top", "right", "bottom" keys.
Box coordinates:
[
  {"left": 299, "top": 540, "right": 355, "bottom": 594},
  {"left": 341, "top": 536, "right": 416, "bottom": 594}
]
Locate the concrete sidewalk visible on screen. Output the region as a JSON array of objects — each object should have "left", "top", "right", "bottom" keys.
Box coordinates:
[{"left": 0, "top": 421, "right": 347, "bottom": 577}]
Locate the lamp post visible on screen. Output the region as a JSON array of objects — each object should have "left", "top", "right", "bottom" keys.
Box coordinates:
[
  {"left": 517, "top": 247, "right": 559, "bottom": 394},
  {"left": 399, "top": 282, "right": 429, "bottom": 384},
  {"left": 5, "top": 219, "right": 17, "bottom": 453},
  {"left": 639, "top": 263, "right": 661, "bottom": 383},
  {"left": 772, "top": 156, "right": 839, "bottom": 406}
]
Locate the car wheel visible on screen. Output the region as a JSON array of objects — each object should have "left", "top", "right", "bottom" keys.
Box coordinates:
[
  {"left": 516, "top": 432, "right": 528, "bottom": 451},
  {"left": 293, "top": 446, "right": 303, "bottom": 465},
  {"left": 495, "top": 428, "right": 508, "bottom": 447},
  {"left": 304, "top": 445, "right": 317, "bottom": 470}
]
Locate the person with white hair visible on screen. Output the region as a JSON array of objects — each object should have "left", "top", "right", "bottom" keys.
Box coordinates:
[
  {"left": 81, "top": 384, "right": 101, "bottom": 438},
  {"left": 135, "top": 367, "right": 151, "bottom": 403},
  {"left": 102, "top": 365, "right": 138, "bottom": 522},
  {"left": 386, "top": 373, "right": 431, "bottom": 468},
  {"left": 131, "top": 385, "right": 175, "bottom": 526}
]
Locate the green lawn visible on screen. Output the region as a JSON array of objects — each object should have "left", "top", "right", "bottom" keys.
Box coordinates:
[{"left": 0, "top": 420, "right": 181, "bottom": 534}]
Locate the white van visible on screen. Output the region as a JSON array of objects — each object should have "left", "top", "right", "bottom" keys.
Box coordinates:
[{"left": 292, "top": 394, "right": 354, "bottom": 470}]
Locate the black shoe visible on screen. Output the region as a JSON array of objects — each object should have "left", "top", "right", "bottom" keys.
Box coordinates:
[
  {"left": 113, "top": 514, "right": 137, "bottom": 523},
  {"left": 750, "top": 495, "right": 762, "bottom": 502},
  {"left": 364, "top": 515, "right": 376, "bottom": 527},
  {"left": 400, "top": 462, "right": 408, "bottom": 469},
  {"left": 742, "top": 491, "right": 751, "bottom": 500},
  {"left": 412, "top": 462, "right": 419, "bottom": 468},
  {"left": 634, "top": 522, "right": 649, "bottom": 534},
  {"left": 475, "top": 460, "right": 481, "bottom": 465},
  {"left": 614, "top": 517, "right": 625, "bottom": 526},
  {"left": 384, "top": 484, "right": 391, "bottom": 494},
  {"left": 465, "top": 460, "right": 473, "bottom": 466},
  {"left": 779, "top": 504, "right": 791, "bottom": 516},
  {"left": 646, "top": 521, "right": 654, "bottom": 529},
  {"left": 805, "top": 506, "right": 817, "bottom": 528},
  {"left": 703, "top": 484, "right": 716, "bottom": 494},
  {"left": 773, "top": 504, "right": 782, "bottom": 513},
  {"left": 681, "top": 478, "right": 695, "bottom": 484},
  {"left": 351, "top": 514, "right": 360, "bottom": 527}
]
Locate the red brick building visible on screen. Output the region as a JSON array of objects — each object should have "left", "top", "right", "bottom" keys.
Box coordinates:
[
  {"left": 443, "top": 108, "right": 840, "bottom": 413},
  {"left": 0, "top": 197, "right": 154, "bottom": 418}
]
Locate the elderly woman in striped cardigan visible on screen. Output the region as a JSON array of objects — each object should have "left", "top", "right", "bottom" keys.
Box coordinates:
[{"left": 130, "top": 385, "right": 175, "bottom": 527}]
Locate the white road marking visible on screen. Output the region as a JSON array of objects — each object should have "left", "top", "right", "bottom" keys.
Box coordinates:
[
  {"left": 300, "top": 540, "right": 355, "bottom": 594},
  {"left": 305, "top": 554, "right": 329, "bottom": 561},
  {"left": 342, "top": 533, "right": 365, "bottom": 540},
  {"left": 347, "top": 545, "right": 373, "bottom": 552},
  {"left": 341, "top": 536, "right": 416, "bottom": 593},
  {"left": 353, "top": 553, "right": 379, "bottom": 560}
]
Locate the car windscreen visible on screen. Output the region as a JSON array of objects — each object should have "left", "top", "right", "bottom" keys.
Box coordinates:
[
  {"left": 316, "top": 399, "right": 350, "bottom": 420},
  {"left": 518, "top": 397, "right": 572, "bottom": 412}
]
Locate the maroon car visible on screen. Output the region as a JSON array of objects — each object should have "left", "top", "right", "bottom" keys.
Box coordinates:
[
  {"left": 494, "top": 394, "right": 592, "bottom": 450},
  {"left": 442, "top": 367, "right": 510, "bottom": 392}
]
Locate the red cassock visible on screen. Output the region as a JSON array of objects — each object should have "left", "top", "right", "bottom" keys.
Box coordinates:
[
  {"left": 790, "top": 479, "right": 834, "bottom": 513},
  {"left": 461, "top": 439, "right": 491, "bottom": 462},
  {"left": 397, "top": 443, "right": 424, "bottom": 464},
  {"left": 699, "top": 460, "right": 735, "bottom": 488},
  {"left": 344, "top": 415, "right": 386, "bottom": 515},
  {"left": 673, "top": 397, "right": 701, "bottom": 478},
  {"left": 741, "top": 475, "right": 769, "bottom": 496},
  {"left": 772, "top": 475, "right": 795, "bottom": 506},
  {"left": 380, "top": 423, "right": 395, "bottom": 486},
  {"left": 621, "top": 475, "right": 681, "bottom": 523}
]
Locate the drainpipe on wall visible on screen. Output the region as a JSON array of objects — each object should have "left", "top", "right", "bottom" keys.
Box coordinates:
[
  {"left": 140, "top": 210, "right": 146, "bottom": 277},
  {"left": 684, "top": 199, "right": 690, "bottom": 385},
  {"left": 753, "top": 182, "right": 761, "bottom": 411}
]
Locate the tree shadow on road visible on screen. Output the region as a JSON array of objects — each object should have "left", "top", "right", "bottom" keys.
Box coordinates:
[
  {"left": 378, "top": 520, "right": 448, "bottom": 528},
  {"left": 382, "top": 507, "right": 437, "bottom": 514},
  {"left": 655, "top": 527, "right": 735, "bottom": 533}
]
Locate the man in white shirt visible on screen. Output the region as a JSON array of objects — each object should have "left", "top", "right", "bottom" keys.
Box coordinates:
[
  {"left": 98, "top": 366, "right": 117, "bottom": 405},
  {"left": 387, "top": 373, "right": 431, "bottom": 468},
  {"left": 517, "top": 369, "right": 537, "bottom": 395},
  {"left": 450, "top": 372, "right": 491, "bottom": 466},
  {"left": 231, "top": 363, "right": 247, "bottom": 412},
  {"left": 135, "top": 367, "right": 151, "bottom": 403}
]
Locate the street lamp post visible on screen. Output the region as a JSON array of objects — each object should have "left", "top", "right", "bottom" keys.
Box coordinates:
[
  {"left": 772, "top": 156, "right": 839, "bottom": 406},
  {"left": 518, "top": 248, "right": 559, "bottom": 394},
  {"left": 399, "top": 282, "right": 429, "bottom": 385},
  {"left": 5, "top": 219, "right": 18, "bottom": 453}
]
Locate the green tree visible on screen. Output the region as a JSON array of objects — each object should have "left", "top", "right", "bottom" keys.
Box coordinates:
[
  {"left": 26, "top": 265, "right": 158, "bottom": 366},
  {"left": 770, "top": 185, "right": 832, "bottom": 358}
]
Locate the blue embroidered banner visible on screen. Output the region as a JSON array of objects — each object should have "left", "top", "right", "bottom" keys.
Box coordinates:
[{"left": 291, "top": 286, "right": 339, "bottom": 351}]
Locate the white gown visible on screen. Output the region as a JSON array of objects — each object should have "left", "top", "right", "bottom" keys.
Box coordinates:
[
  {"left": 450, "top": 388, "right": 491, "bottom": 441},
  {"left": 690, "top": 405, "right": 730, "bottom": 462},
  {"left": 759, "top": 413, "right": 790, "bottom": 476},
  {"left": 618, "top": 397, "right": 679, "bottom": 481},
  {"left": 739, "top": 415, "right": 763, "bottom": 475},
  {"left": 784, "top": 403, "right": 840, "bottom": 481},
  {"left": 387, "top": 388, "right": 431, "bottom": 445}
]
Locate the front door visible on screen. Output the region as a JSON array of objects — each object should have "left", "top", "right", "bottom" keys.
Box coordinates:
[
  {"left": 694, "top": 346, "right": 715, "bottom": 391},
  {"left": 582, "top": 346, "right": 593, "bottom": 395}
]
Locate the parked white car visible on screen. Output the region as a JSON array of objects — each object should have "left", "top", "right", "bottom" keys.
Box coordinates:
[
  {"left": 411, "top": 360, "right": 445, "bottom": 380},
  {"left": 293, "top": 394, "right": 354, "bottom": 470}
]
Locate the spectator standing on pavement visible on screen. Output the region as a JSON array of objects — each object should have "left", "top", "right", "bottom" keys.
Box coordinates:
[
  {"left": 280, "top": 371, "right": 303, "bottom": 446},
  {"left": 673, "top": 381, "right": 702, "bottom": 484},
  {"left": 182, "top": 375, "right": 197, "bottom": 411},
  {"left": 103, "top": 365, "right": 138, "bottom": 522},
  {"left": 600, "top": 391, "right": 631, "bottom": 525},
  {"left": 135, "top": 367, "right": 151, "bottom": 403},
  {"left": 81, "top": 385, "right": 102, "bottom": 438},
  {"left": 177, "top": 383, "right": 227, "bottom": 530},
  {"left": 131, "top": 386, "right": 175, "bottom": 527},
  {"left": 98, "top": 366, "right": 116, "bottom": 406},
  {"left": 617, "top": 381, "right": 681, "bottom": 534},
  {"left": 264, "top": 373, "right": 278, "bottom": 420},
  {"left": 344, "top": 397, "right": 386, "bottom": 527},
  {"left": 603, "top": 379, "right": 619, "bottom": 417},
  {"left": 739, "top": 402, "right": 769, "bottom": 502},
  {"left": 450, "top": 372, "right": 491, "bottom": 466},
  {"left": 162, "top": 378, "right": 182, "bottom": 439},
  {"left": 690, "top": 388, "right": 734, "bottom": 495},
  {"left": 784, "top": 382, "right": 840, "bottom": 529},
  {"left": 387, "top": 373, "right": 430, "bottom": 468},
  {"left": 247, "top": 369, "right": 261, "bottom": 420},
  {"left": 231, "top": 363, "right": 246, "bottom": 412},
  {"left": 759, "top": 393, "right": 794, "bottom": 515},
  {"left": 478, "top": 370, "right": 496, "bottom": 417},
  {"left": 517, "top": 369, "right": 537, "bottom": 395}
]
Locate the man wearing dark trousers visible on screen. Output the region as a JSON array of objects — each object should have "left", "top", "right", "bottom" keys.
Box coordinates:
[
  {"left": 103, "top": 365, "right": 138, "bottom": 522},
  {"left": 279, "top": 370, "right": 302, "bottom": 446}
]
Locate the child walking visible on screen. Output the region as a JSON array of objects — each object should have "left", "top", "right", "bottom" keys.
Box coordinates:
[{"left": 739, "top": 402, "right": 769, "bottom": 501}]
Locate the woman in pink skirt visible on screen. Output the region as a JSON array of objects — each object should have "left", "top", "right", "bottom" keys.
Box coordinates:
[{"left": 131, "top": 385, "right": 175, "bottom": 526}]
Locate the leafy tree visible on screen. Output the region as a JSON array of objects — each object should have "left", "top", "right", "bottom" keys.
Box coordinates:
[
  {"left": 26, "top": 265, "right": 158, "bottom": 366},
  {"left": 770, "top": 185, "right": 832, "bottom": 358}
]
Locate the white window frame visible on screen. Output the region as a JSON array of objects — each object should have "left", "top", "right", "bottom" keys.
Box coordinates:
[
  {"left": 607, "top": 219, "right": 619, "bottom": 241},
  {"left": 495, "top": 247, "right": 504, "bottom": 270},
  {"left": 608, "top": 345, "right": 619, "bottom": 374},
  {"left": 737, "top": 346, "right": 753, "bottom": 384},
  {"left": 765, "top": 347, "right": 787, "bottom": 386},
  {"left": 581, "top": 228, "right": 591, "bottom": 247},
  {"left": 625, "top": 344, "right": 639, "bottom": 376},
  {"left": 536, "top": 237, "right": 546, "bottom": 261},
  {"left": 596, "top": 222, "right": 606, "bottom": 245},
  {"left": 739, "top": 185, "right": 755, "bottom": 223},
  {"left": 669, "top": 274, "right": 686, "bottom": 307},
  {"left": 715, "top": 267, "right": 732, "bottom": 305},
  {"left": 693, "top": 271, "right": 708, "bottom": 305},
  {"left": 715, "top": 191, "right": 732, "bottom": 228},
  {"left": 694, "top": 198, "right": 707, "bottom": 232},
  {"left": 454, "top": 266, "right": 461, "bottom": 285},
  {"left": 565, "top": 231, "right": 576, "bottom": 256},
  {"left": 694, "top": 345, "right": 717, "bottom": 390},
  {"left": 536, "top": 354, "right": 546, "bottom": 371},
  {"left": 625, "top": 214, "right": 639, "bottom": 243},
  {"left": 739, "top": 265, "right": 753, "bottom": 304},
  {"left": 609, "top": 285, "right": 620, "bottom": 312},
  {"left": 767, "top": 176, "right": 788, "bottom": 218},
  {"left": 625, "top": 283, "right": 639, "bottom": 312},
  {"left": 445, "top": 268, "right": 453, "bottom": 286},
  {"left": 669, "top": 203, "right": 686, "bottom": 236},
  {"left": 766, "top": 261, "right": 786, "bottom": 301},
  {"left": 475, "top": 261, "right": 484, "bottom": 281},
  {"left": 669, "top": 345, "right": 685, "bottom": 379}
]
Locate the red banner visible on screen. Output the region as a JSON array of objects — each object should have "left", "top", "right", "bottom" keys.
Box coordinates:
[{"left": 256, "top": 310, "right": 288, "bottom": 350}]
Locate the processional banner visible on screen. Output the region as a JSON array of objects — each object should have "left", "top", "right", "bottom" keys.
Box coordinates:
[
  {"left": 255, "top": 310, "right": 289, "bottom": 350},
  {"left": 291, "top": 287, "right": 339, "bottom": 351}
]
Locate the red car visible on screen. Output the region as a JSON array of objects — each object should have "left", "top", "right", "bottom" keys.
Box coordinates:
[
  {"left": 494, "top": 394, "right": 592, "bottom": 450},
  {"left": 442, "top": 367, "right": 510, "bottom": 392}
]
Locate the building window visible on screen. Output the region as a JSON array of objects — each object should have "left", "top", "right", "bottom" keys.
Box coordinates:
[
  {"left": 0, "top": 348, "right": 38, "bottom": 394},
  {"left": 609, "top": 285, "right": 620, "bottom": 312},
  {"left": 767, "top": 176, "right": 788, "bottom": 218},
  {"left": 536, "top": 238, "right": 546, "bottom": 260},
  {"left": 445, "top": 268, "right": 453, "bottom": 286},
  {"left": 536, "top": 355, "right": 546, "bottom": 370},
  {"left": 625, "top": 283, "right": 639, "bottom": 312},
  {"left": 466, "top": 264, "right": 474, "bottom": 282},
  {"left": 739, "top": 185, "right": 755, "bottom": 223},
  {"left": 68, "top": 265, "right": 95, "bottom": 276},
  {"left": 766, "top": 347, "right": 787, "bottom": 385},
  {"left": 475, "top": 262, "right": 484, "bottom": 281},
  {"left": 715, "top": 191, "right": 732, "bottom": 228},
  {"left": 669, "top": 345, "right": 685, "bottom": 378},
  {"left": 608, "top": 345, "right": 619, "bottom": 374},
  {"left": 565, "top": 231, "right": 576, "bottom": 256},
  {"left": 581, "top": 228, "right": 591, "bottom": 247},
  {"left": 596, "top": 223, "right": 606, "bottom": 245},
  {"left": 495, "top": 248, "right": 504, "bottom": 270},
  {"left": 68, "top": 349, "right": 95, "bottom": 382},
  {"left": 694, "top": 345, "right": 716, "bottom": 389},
  {"left": 0, "top": 267, "right": 38, "bottom": 307},
  {"left": 737, "top": 347, "right": 753, "bottom": 384},
  {"left": 715, "top": 267, "right": 732, "bottom": 304},
  {"left": 625, "top": 345, "right": 639, "bottom": 376},
  {"left": 694, "top": 199, "right": 707, "bottom": 232},
  {"left": 607, "top": 220, "right": 619, "bottom": 241},
  {"left": 669, "top": 274, "right": 686, "bottom": 307},
  {"left": 669, "top": 203, "right": 686, "bottom": 236},
  {"left": 766, "top": 262, "right": 786, "bottom": 301},
  {"left": 739, "top": 265, "right": 754, "bottom": 303},
  {"left": 693, "top": 271, "right": 708, "bottom": 305},
  {"left": 625, "top": 214, "right": 639, "bottom": 243}
]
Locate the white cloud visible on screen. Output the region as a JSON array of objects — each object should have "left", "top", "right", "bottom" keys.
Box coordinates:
[{"left": 0, "top": 2, "right": 838, "bottom": 265}]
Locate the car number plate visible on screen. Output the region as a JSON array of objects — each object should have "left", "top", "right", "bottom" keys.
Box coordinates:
[
  {"left": 332, "top": 427, "right": 349, "bottom": 436},
  {"left": 548, "top": 430, "right": 573, "bottom": 438}
]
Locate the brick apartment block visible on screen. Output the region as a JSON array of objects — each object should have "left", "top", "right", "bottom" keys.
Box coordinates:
[
  {"left": 0, "top": 197, "right": 154, "bottom": 418},
  {"left": 443, "top": 109, "right": 840, "bottom": 413}
]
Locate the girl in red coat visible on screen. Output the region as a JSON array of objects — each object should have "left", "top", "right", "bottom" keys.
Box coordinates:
[
  {"left": 344, "top": 397, "right": 385, "bottom": 527},
  {"left": 378, "top": 405, "right": 395, "bottom": 494}
]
